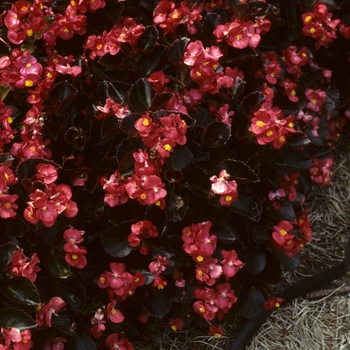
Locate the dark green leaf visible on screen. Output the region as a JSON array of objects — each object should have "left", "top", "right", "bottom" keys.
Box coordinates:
[
  {"left": 120, "top": 113, "right": 140, "bottom": 133},
  {"left": 184, "top": 168, "right": 211, "bottom": 198},
  {"left": 68, "top": 333, "right": 97, "bottom": 350},
  {"left": 138, "top": 26, "right": 159, "bottom": 51},
  {"left": 150, "top": 93, "right": 173, "bottom": 111},
  {"left": 226, "top": 47, "right": 258, "bottom": 65},
  {"left": 203, "top": 13, "right": 220, "bottom": 41},
  {"left": 167, "top": 37, "right": 190, "bottom": 65},
  {"left": 98, "top": 51, "right": 128, "bottom": 70},
  {"left": 7, "top": 221, "right": 26, "bottom": 238},
  {"left": 245, "top": 247, "right": 266, "bottom": 275},
  {"left": 309, "top": 0, "right": 339, "bottom": 9},
  {"left": 143, "top": 288, "right": 172, "bottom": 318},
  {"left": 0, "top": 308, "right": 36, "bottom": 330},
  {"left": 1, "top": 276, "right": 40, "bottom": 306},
  {"left": 165, "top": 185, "right": 189, "bottom": 222},
  {"left": 108, "top": 81, "right": 131, "bottom": 103},
  {"left": 0, "top": 242, "right": 17, "bottom": 271},
  {"left": 101, "top": 0, "right": 124, "bottom": 24},
  {"left": 100, "top": 221, "right": 136, "bottom": 258},
  {"left": 229, "top": 185, "right": 261, "bottom": 221},
  {"left": 0, "top": 153, "right": 14, "bottom": 166},
  {"left": 204, "top": 122, "right": 231, "bottom": 148},
  {"left": 237, "top": 286, "right": 265, "bottom": 319},
  {"left": 139, "top": 45, "right": 166, "bottom": 76},
  {"left": 287, "top": 132, "right": 312, "bottom": 149},
  {"left": 266, "top": 200, "right": 296, "bottom": 222},
  {"left": 274, "top": 148, "right": 313, "bottom": 172},
  {"left": 128, "top": 78, "right": 152, "bottom": 113},
  {"left": 64, "top": 127, "right": 86, "bottom": 151},
  {"left": 148, "top": 237, "right": 174, "bottom": 260},
  {"left": 285, "top": 2, "right": 302, "bottom": 41},
  {"left": 242, "top": 92, "right": 265, "bottom": 116},
  {"left": 211, "top": 223, "right": 236, "bottom": 243},
  {"left": 49, "top": 81, "right": 77, "bottom": 111},
  {"left": 277, "top": 251, "right": 301, "bottom": 272},
  {"left": 170, "top": 146, "right": 193, "bottom": 170},
  {"left": 54, "top": 278, "right": 86, "bottom": 315},
  {"left": 45, "top": 253, "right": 72, "bottom": 279},
  {"left": 51, "top": 310, "right": 74, "bottom": 334},
  {"left": 219, "top": 159, "right": 260, "bottom": 184}
]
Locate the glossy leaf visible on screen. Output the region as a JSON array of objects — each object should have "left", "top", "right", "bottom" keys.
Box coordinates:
[
  {"left": 139, "top": 45, "right": 166, "bottom": 76},
  {"left": 277, "top": 251, "right": 301, "bottom": 272},
  {"left": 108, "top": 81, "right": 132, "bottom": 103},
  {"left": 237, "top": 286, "right": 265, "bottom": 319},
  {"left": 219, "top": 159, "right": 260, "bottom": 184},
  {"left": 45, "top": 253, "right": 72, "bottom": 279},
  {"left": 143, "top": 288, "right": 172, "bottom": 318},
  {"left": 242, "top": 92, "right": 265, "bottom": 116},
  {"left": 170, "top": 146, "right": 193, "bottom": 170},
  {"left": 229, "top": 185, "right": 261, "bottom": 221},
  {"left": 68, "top": 333, "right": 97, "bottom": 350},
  {"left": 128, "top": 78, "right": 152, "bottom": 113},
  {"left": 0, "top": 242, "right": 17, "bottom": 271},
  {"left": 203, "top": 13, "right": 220, "bottom": 41},
  {"left": 204, "top": 122, "right": 231, "bottom": 148},
  {"left": 138, "top": 26, "right": 159, "bottom": 52},
  {"left": 165, "top": 185, "right": 189, "bottom": 222},
  {"left": 51, "top": 310, "right": 74, "bottom": 334},
  {"left": 274, "top": 148, "right": 313, "bottom": 172},
  {"left": 211, "top": 223, "right": 237, "bottom": 243},
  {"left": 100, "top": 221, "right": 136, "bottom": 258},
  {"left": 0, "top": 309, "right": 36, "bottom": 330},
  {"left": 54, "top": 278, "right": 86, "bottom": 315},
  {"left": 147, "top": 237, "right": 174, "bottom": 260},
  {"left": 245, "top": 246, "right": 266, "bottom": 275},
  {"left": 184, "top": 168, "right": 211, "bottom": 198},
  {"left": 167, "top": 37, "right": 190, "bottom": 65},
  {"left": 266, "top": 200, "right": 296, "bottom": 222},
  {"left": 1, "top": 276, "right": 41, "bottom": 306}
]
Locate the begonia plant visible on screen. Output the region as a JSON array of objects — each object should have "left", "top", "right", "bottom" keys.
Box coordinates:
[{"left": 0, "top": 0, "right": 349, "bottom": 348}]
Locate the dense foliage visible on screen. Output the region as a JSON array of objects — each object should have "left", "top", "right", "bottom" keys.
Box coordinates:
[{"left": 0, "top": 0, "right": 349, "bottom": 348}]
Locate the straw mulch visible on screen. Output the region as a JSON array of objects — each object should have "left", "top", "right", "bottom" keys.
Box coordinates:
[{"left": 133, "top": 133, "right": 350, "bottom": 350}]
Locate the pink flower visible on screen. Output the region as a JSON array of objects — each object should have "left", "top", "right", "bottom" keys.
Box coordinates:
[
  {"left": 64, "top": 244, "right": 87, "bottom": 269},
  {"left": 35, "top": 164, "right": 58, "bottom": 184},
  {"left": 221, "top": 250, "right": 243, "bottom": 279},
  {"left": 0, "top": 194, "right": 18, "bottom": 219},
  {"left": 40, "top": 297, "right": 67, "bottom": 327},
  {"left": 106, "top": 300, "right": 124, "bottom": 323}
]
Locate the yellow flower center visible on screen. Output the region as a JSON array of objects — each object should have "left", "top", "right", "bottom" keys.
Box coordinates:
[
  {"left": 311, "top": 99, "right": 317, "bottom": 105},
  {"left": 163, "top": 144, "right": 172, "bottom": 152},
  {"left": 27, "top": 29, "right": 33, "bottom": 37},
  {"left": 171, "top": 325, "right": 177, "bottom": 331},
  {"left": 280, "top": 229, "right": 287, "bottom": 236},
  {"left": 5, "top": 203, "right": 11, "bottom": 209},
  {"left": 71, "top": 254, "right": 78, "bottom": 260},
  {"left": 310, "top": 28, "right": 316, "bottom": 34},
  {"left": 96, "top": 44, "right": 103, "bottom": 50},
  {"left": 266, "top": 130, "right": 274, "bottom": 137},
  {"left": 225, "top": 195, "right": 232, "bottom": 201},
  {"left": 196, "top": 255, "right": 204, "bottom": 262},
  {"left": 256, "top": 121, "right": 266, "bottom": 128},
  {"left": 305, "top": 15, "right": 312, "bottom": 23},
  {"left": 140, "top": 193, "right": 147, "bottom": 200},
  {"left": 25, "top": 80, "right": 34, "bottom": 87},
  {"left": 142, "top": 118, "right": 150, "bottom": 126}
]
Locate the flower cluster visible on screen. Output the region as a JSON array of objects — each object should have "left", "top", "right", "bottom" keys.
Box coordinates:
[
  {"left": 128, "top": 220, "right": 158, "bottom": 255},
  {"left": 271, "top": 215, "right": 312, "bottom": 257},
  {"left": 0, "top": 328, "right": 32, "bottom": 350},
  {"left": 23, "top": 164, "right": 78, "bottom": 227},
  {"left": 310, "top": 157, "right": 333, "bottom": 187},
  {"left": 10, "top": 250, "right": 40, "bottom": 283},
  {"left": 98, "top": 262, "right": 146, "bottom": 301},
  {"left": 36, "top": 297, "right": 67, "bottom": 328},
  {"left": 193, "top": 283, "right": 237, "bottom": 321},
  {"left": 214, "top": 18, "right": 271, "bottom": 49},
  {"left": 134, "top": 112, "right": 188, "bottom": 159},
  {"left": 302, "top": 2, "right": 341, "bottom": 47},
  {"left": 210, "top": 169, "right": 238, "bottom": 206},
  {"left": 250, "top": 107, "right": 296, "bottom": 149},
  {"left": 182, "top": 221, "right": 243, "bottom": 288},
  {"left": 62, "top": 227, "right": 87, "bottom": 269}
]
